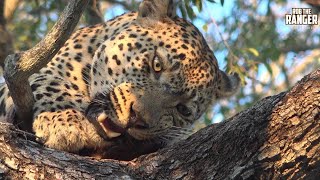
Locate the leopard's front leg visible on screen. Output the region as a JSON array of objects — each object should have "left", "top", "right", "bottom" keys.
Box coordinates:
[
  {"left": 33, "top": 109, "right": 107, "bottom": 152},
  {"left": 30, "top": 75, "right": 109, "bottom": 152}
]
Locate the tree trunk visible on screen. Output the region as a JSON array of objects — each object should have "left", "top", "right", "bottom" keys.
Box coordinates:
[{"left": 0, "top": 69, "right": 319, "bottom": 179}]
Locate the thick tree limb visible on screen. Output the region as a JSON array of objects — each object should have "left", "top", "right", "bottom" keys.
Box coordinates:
[
  {"left": 0, "top": 69, "right": 319, "bottom": 179},
  {"left": 3, "top": 0, "right": 89, "bottom": 132},
  {"left": 0, "top": 123, "right": 130, "bottom": 179}
]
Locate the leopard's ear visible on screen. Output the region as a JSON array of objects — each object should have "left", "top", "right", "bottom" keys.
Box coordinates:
[
  {"left": 216, "top": 70, "right": 241, "bottom": 99},
  {"left": 137, "top": 0, "right": 176, "bottom": 22}
]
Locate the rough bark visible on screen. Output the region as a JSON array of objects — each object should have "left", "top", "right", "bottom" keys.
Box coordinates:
[
  {"left": 0, "top": 69, "right": 319, "bottom": 179},
  {"left": 3, "top": 0, "right": 89, "bottom": 132}
]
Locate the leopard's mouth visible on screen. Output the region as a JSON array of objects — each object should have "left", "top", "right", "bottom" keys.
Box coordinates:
[
  {"left": 95, "top": 106, "right": 149, "bottom": 140},
  {"left": 97, "top": 112, "right": 125, "bottom": 138},
  {"left": 86, "top": 92, "right": 152, "bottom": 140}
]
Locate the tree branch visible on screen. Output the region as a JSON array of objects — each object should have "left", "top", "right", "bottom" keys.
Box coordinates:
[
  {"left": 280, "top": 43, "right": 319, "bottom": 53},
  {"left": 3, "top": 0, "right": 89, "bottom": 132},
  {"left": 85, "top": 0, "right": 104, "bottom": 25},
  {"left": 0, "top": 122, "right": 131, "bottom": 179},
  {"left": 1, "top": 69, "right": 319, "bottom": 179},
  {"left": 103, "top": 0, "right": 137, "bottom": 11}
]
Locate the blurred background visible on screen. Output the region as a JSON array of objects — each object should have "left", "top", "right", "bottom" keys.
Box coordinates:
[{"left": 0, "top": 0, "right": 319, "bottom": 128}]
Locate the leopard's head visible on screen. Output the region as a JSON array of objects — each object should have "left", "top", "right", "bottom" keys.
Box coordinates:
[{"left": 86, "top": 0, "right": 239, "bottom": 143}]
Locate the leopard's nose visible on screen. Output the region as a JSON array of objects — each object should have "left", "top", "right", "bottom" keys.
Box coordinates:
[{"left": 128, "top": 106, "right": 149, "bottom": 129}]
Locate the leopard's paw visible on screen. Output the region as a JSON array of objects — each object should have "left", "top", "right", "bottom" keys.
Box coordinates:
[{"left": 33, "top": 109, "right": 106, "bottom": 152}]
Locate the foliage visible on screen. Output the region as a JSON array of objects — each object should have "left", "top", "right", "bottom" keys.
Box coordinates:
[{"left": 179, "top": 0, "right": 224, "bottom": 20}]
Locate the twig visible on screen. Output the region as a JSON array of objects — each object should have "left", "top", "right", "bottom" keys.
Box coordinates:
[
  {"left": 280, "top": 43, "right": 320, "bottom": 53},
  {"left": 209, "top": 16, "right": 239, "bottom": 67},
  {"left": 103, "top": 0, "right": 137, "bottom": 11}
]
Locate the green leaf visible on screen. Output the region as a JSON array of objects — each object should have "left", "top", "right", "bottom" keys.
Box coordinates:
[
  {"left": 263, "top": 62, "right": 273, "bottom": 75},
  {"left": 185, "top": 0, "right": 196, "bottom": 19},
  {"left": 195, "top": 0, "right": 202, "bottom": 11},
  {"left": 179, "top": 4, "right": 187, "bottom": 19},
  {"left": 247, "top": 48, "right": 259, "bottom": 57},
  {"left": 207, "top": 0, "right": 216, "bottom": 3},
  {"left": 202, "top": 24, "right": 208, "bottom": 32}
]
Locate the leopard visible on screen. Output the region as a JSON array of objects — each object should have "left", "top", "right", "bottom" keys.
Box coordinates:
[{"left": 0, "top": 0, "right": 240, "bottom": 159}]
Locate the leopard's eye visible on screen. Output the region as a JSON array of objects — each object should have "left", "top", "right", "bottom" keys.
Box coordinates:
[
  {"left": 176, "top": 103, "right": 192, "bottom": 117},
  {"left": 152, "top": 56, "right": 162, "bottom": 72}
]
